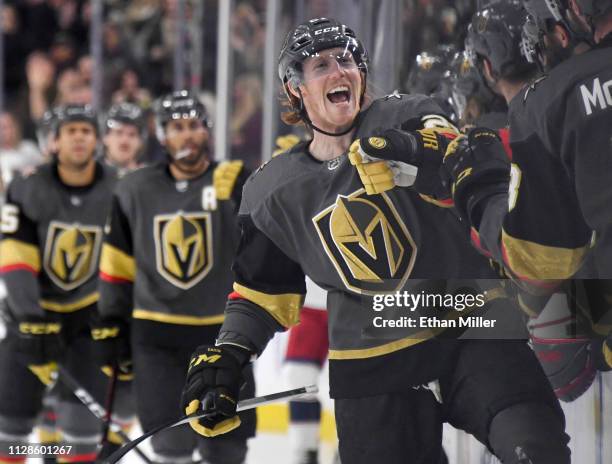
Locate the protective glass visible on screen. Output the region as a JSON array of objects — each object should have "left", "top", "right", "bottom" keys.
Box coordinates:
[{"left": 297, "top": 49, "right": 363, "bottom": 85}]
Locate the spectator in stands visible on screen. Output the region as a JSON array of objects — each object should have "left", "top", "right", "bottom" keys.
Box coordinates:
[
  {"left": 0, "top": 112, "right": 43, "bottom": 197},
  {"left": 25, "top": 52, "right": 56, "bottom": 122},
  {"left": 111, "top": 68, "right": 152, "bottom": 109}
]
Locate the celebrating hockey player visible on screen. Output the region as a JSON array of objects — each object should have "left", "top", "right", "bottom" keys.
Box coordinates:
[
  {"left": 96, "top": 90, "right": 255, "bottom": 464},
  {"left": 102, "top": 102, "right": 146, "bottom": 174},
  {"left": 439, "top": 0, "right": 612, "bottom": 368},
  {"left": 180, "top": 18, "right": 570, "bottom": 464},
  {"left": 464, "top": 0, "right": 612, "bottom": 402},
  {"left": 0, "top": 104, "right": 117, "bottom": 463}
]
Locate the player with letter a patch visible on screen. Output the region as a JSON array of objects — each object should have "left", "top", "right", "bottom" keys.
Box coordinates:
[
  {"left": 95, "top": 90, "right": 254, "bottom": 464},
  {"left": 179, "top": 18, "right": 570, "bottom": 464},
  {"left": 0, "top": 104, "right": 119, "bottom": 463}
]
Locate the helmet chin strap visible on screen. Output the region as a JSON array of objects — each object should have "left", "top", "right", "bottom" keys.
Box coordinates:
[{"left": 296, "top": 87, "right": 361, "bottom": 137}]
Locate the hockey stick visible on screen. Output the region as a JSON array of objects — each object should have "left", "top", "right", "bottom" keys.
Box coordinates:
[
  {"left": 102, "top": 385, "right": 319, "bottom": 464},
  {"left": 98, "top": 361, "right": 119, "bottom": 452},
  {"left": 55, "top": 365, "right": 153, "bottom": 464},
  {"left": 0, "top": 314, "right": 151, "bottom": 462}
]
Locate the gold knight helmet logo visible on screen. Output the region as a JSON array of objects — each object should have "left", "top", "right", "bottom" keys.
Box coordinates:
[
  {"left": 313, "top": 189, "right": 416, "bottom": 294},
  {"left": 44, "top": 222, "right": 102, "bottom": 291},
  {"left": 154, "top": 212, "right": 213, "bottom": 289}
]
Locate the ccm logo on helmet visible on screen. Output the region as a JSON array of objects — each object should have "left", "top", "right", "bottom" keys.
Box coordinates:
[
  {"left": 314, "top": 26, "right": 340, "bottom": 35},
  {"left": 580, "top": 77, "right": 612, "bottom": 116}
]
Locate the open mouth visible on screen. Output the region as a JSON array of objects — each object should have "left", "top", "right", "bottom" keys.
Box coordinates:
[{"left": 326, "top": 85, "right": 351, "bottom": 104}]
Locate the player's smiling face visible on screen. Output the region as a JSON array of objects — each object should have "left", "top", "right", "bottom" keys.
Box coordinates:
[{"left": 296, "top": 47, "right": 363, "bottom": 132}]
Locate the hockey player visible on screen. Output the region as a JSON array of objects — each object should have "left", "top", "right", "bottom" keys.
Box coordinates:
[
  {"left": 448, "top": 50, "right": 508, "bottom": 129},
  {"left": 283, "top": 277, "right": 328, "bottom": 464},
  {"left": 438, "top": 0, "right": 612, "bottom": 374},
  {"left": 463, "top": 0, "right": 538, "bottom": 128},
  {"left": 180, "top": 18, "right": 570, "bottom": 464},
  {"left": 405, "top": 45, "right": 458, "bottom": 122},
  {"left": 0, "top": 104, "right": 117, "bottom": 463},
  {"left": 102, "top": 102, "right": 146, "bottom": 174},
  {"left": 95, "top": 90, "right": 255, "bottom": 464}
]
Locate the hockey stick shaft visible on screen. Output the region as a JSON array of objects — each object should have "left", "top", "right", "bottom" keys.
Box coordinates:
[
  {"left": 102, "top": 385, "right": 318, "bottom": 464},
  {"left": 99, "top": 362, "right": 119, "bottom": 449},
  {"left": 56, "top": 365, "right": 153, "bottom": 464},
  {"left": 0, "top": 314, "right": 151, "bottom": 462}
]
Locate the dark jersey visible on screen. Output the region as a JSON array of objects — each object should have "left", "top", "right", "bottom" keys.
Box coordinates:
[
  {"left": 473, "top": 40, "right": 612, "bottom": 286},
  {"left": 98, "top": 160, "right": 248, "bottom": 332},
  {"left": 217, "top": 95, "right": 504, "bottom": 397},
  {"left": 0, "top": 162, "right": 116, "bottom": 318}
]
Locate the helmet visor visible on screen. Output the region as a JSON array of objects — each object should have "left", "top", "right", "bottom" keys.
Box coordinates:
[{"left": 290, "top": 45, "right": 365, "bottom": 85}]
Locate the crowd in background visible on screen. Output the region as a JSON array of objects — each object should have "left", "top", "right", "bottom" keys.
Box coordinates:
[{"left": 0, "top": 0, "right": 478, "bottom": 198}]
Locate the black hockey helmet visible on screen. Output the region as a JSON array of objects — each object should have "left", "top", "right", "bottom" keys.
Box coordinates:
[
  {"left": 155, "top": 90, "right": 210, "bottom": 141},
  {"left": 448, "top": 51, "right": 505, "bottom": 124},
  {"left": 466, "top": 0, "right": 535, "bottom": 78},
  {"left": 521, "top": 0, "right": 593, "bottom": 58},
  {"left": 278, "top": 17, "right": 368, "bottom": 86},
  {"left": 54, "top": 104, "right": 98, "bottom": 136},
  {"left": 105, "top": 102, "right": 145, "bottom": 135},
  {"left": 406, "top": 45, "right": 456, "bottom": 95}
]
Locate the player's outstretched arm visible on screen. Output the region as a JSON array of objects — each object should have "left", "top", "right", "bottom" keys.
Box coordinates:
[{"left": 181, "top": 213, "right": 306, "bottom": 437}]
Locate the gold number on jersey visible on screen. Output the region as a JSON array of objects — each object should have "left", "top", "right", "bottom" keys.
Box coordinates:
[
  {"left": 0, "top": 204, "right": 19, "bottom": 233},
  {"left": 508, "top": 164, "right": 522, "bottom": 212}
]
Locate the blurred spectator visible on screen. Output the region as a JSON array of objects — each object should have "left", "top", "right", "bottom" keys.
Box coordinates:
[
  {"left": 0, "top": 112, "right": 43, "bottom": 197},
  {"left": 77, "top": 54, "right": 93, "bottom": 87},
  {"left": 55, "top": 67, "right": 91, "bottom": 105},
  {"left": 231, "top": 2, "right": 265, "bottom": 74},
  {"left": 49, "top": 32, "right": 78, "bottom": 72},
  {"left": 18, "top": 0, "right": 59, "bottom": 52},
  {"left": 231, "top": 74, "right": 263, "bottom": 170},
  {"left": 103, "top": 20, "right": 138, "bottom": 99},
  {"left": 26, "top": 52, "right": 57, "bottom": 122},
  {"left": 2, "top": 3, "right": 27, "bottom": 105},
  {"left": 111, "top": 68, "right": 152, "bottom": 109}
]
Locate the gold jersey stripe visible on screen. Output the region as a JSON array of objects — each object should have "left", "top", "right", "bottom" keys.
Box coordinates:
[
  {"left": 0, "top": 239, "right": 41, "bottom": 271},
  {"left": 328, "top": 331, "right": 436, "bottom": 360},
  {"left": 99, "top": 243, "right": 136, "bottom": 282},
  {"left": 233, "top": 282, "right": 304, "bottom": 328},
  {"left": 501, "top": 229, "right": 587, "bottom": 280},
  {"left": 40, "top": 292, "right": 99, "bottom": 313},
  {"left": 604, "top": 341, "right": 612, "bottom": 369},
  {"left": 133, "top": 309, "right": 225, "bottom": 326}
]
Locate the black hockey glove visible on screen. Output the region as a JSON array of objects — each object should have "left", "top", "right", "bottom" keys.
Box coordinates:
[
  {"left": 440, "top": 127, "right": 510, "bottom": 227},
  {"left": 90, "top": 317, "right": 132, "bottom": 380},
  {"left": 181, "top": 344, "right": 251, "bottom": 437},
  {"left": 11, "top": 317, "right": 63, "bottom": 385},
  {"left": 349, "top": 127, "right": 457, "bottom": 205},
  {"left": 590, "top": 334, "right": 612, "bottom": 372}
]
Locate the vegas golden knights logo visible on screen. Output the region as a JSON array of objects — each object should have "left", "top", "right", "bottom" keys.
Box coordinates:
[
  {"left": 43, "top": 222, "right": 102, "bottom": 291},
  {"left": 313, "top": 189, "right": 416, "bottom": 294},
  {"left": 154, "top": 212, "right": 213, "bottom": 289}
]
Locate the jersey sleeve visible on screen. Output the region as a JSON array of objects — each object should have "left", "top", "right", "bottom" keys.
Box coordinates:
[
  {"left": 98, "top": 193, "right": 135, "bottom": 320},
  {"left": 474, "top": 119, "right": 593, "bottom": 303},
  {"left": 0, "top": 180, "right": 43, "bottom": 319},
  {"left": 216, "top": 213, "right": 307, "bottom": 355}
]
